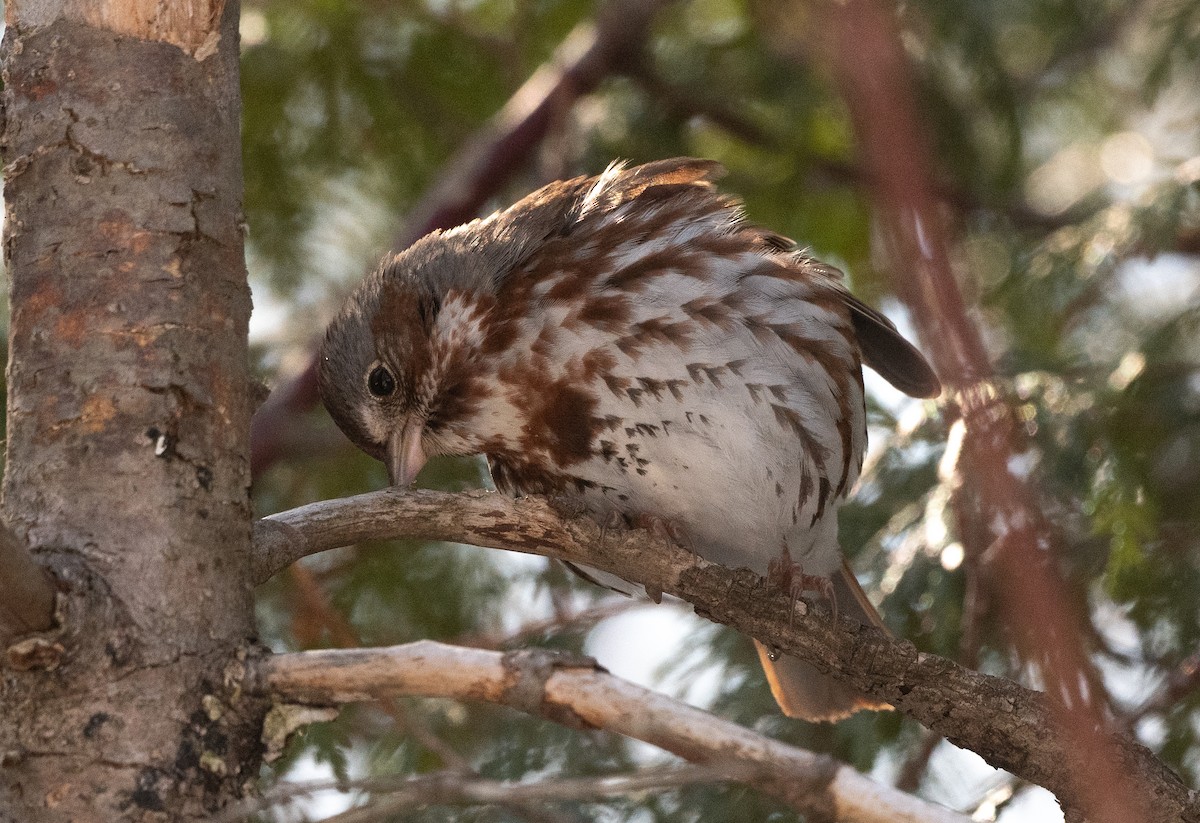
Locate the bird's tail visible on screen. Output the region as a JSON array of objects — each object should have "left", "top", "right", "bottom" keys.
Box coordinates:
[{"left": 754, "top": 560, "right": 891, "bottom": 722}]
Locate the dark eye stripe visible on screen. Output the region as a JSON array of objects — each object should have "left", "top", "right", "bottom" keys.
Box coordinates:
[{"left": 367, "top": 364, "right": 396, "bottom": 398}]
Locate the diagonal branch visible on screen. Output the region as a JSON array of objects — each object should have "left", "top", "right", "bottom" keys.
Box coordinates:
[
  {"left": 0, "top": 520, "right": 56, "bottom": 644},
  {"left": 805, "top": 1, "right": 1171, "bottom": 821},
  {"left": 251, "top": 489, "right": 1198, "bottom": 823},
  {"left": 283, "top": 561, "right": 579, "bottom": 823},
  {"left": 251, "top": 640, "right": 970, "bottom": 823}
]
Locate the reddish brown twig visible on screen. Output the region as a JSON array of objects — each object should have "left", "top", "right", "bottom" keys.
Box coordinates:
[{"left": 808, "top": 0, "right": 1168, "bottom": 819}]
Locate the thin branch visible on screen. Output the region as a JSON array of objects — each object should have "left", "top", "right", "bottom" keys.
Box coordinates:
[
  {"left": 283, "top": 563, "right": 579, "bottom": 823},
  {"left": 804, "top": 1, "right": 1179, "bottom": 820},
  {"left": 252, "top": 640, "right": 969, "bottom": 823},
  {"left": 1129, "top": 650, "right": 1200, "bottom": 724},
  {"left": 285, "top": 564, "right": 471, "bottom": 769},
  {"left": 452, "top": 599, "right": 638, "bottom": 650},
  {"left": 894, "top": 731, "right": 942, "bottom": 795},
  {"left": 219, "top": 763, "right": 771, "bottom": 823},
  {"left": 251, "top": 488, "right": 1199, "bottom": 823},
  {"left": 0, "top": 520, "right": 56, "bottom": 644},
  {"left": 386, "top": 0, "right": 672, "bottom": 256},
  {"left": 624, "top": 62, "right": 776, "bottom": 147},
  {"left": 248, "top": 0, "right": 674, "bottom": 479}
]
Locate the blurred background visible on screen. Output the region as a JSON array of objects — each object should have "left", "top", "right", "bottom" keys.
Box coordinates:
[{"left": 237, "top": 0, "right": 1200, "bottom": 820}]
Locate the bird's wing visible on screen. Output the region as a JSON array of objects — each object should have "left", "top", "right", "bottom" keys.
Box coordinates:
[{"left": 844, "top": 295, "right": 941, "bottom": 398}]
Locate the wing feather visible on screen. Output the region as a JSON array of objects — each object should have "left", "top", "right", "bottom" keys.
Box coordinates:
[{"left": 845, "top": 296, "right": 941, "bottom": 398}]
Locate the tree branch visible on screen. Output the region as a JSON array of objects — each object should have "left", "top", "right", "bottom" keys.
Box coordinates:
[
  {"left": 805, "top": 1, "right": 1181, "bottom": 820},
  {"left": 220, "top": 764, "right": 774, "bottom": 823},
  {"left": 252, "top": 640, "right": 969, "bottom": 823},
  {"left": 252, "top": 489, "right": 1198, "bottom": 823},
  {"left": 0, "top": 519, "right": 56, "bottom": 644},
  {"left": 283, "top": 561, "right": 579, "bottom": 823}
]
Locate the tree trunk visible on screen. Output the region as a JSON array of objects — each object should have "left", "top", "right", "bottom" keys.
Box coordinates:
[{"left": 0, "top": 2, "right": 265, "bottom": 820}]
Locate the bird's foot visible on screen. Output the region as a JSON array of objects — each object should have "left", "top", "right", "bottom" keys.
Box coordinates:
[
  {"left": 548, "top": 494, "right": 590, "bottom": 520},
  {"left": 633, "top": 513, "right": 696, "bottom": 560},
  {"left": 767, "top": 550, "right": 837, "bottom": 627},
  {"left": 597, "top": 509, "right": 627, "bottom": 548}
]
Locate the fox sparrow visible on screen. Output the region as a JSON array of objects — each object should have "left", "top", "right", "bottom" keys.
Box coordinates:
[{"left": 318, "top": 158, "right": 941, "bottom": 721}]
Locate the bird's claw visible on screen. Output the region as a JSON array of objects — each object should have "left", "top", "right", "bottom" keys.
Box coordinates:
[
  {"left": 634, "top": 513, "right": 696, "bottom": 562},
  {"left": 768, "top": 548, "right": 838, "bottom": 627},
  {"left": 597, "top": 509, "right": 626, "bottom": 548}
]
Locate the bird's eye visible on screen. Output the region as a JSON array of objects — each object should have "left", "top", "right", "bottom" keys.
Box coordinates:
[{"left": 367, "top": 364, "right": 396, "bottom": 398}]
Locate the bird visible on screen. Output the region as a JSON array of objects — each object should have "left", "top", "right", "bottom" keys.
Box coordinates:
[{"left": 318, "top": 158, "right": 941, "bottom": 721}]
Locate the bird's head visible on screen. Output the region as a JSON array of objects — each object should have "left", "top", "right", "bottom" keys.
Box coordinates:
[
  {"left": 317, "top": 160, "right": 727, "bottom": 487},
  {"left": 318, "top": 228, "right": 509, "bottom": 487}
]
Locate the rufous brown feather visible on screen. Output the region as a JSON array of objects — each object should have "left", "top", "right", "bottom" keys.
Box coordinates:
[{"left": 319, "top": 158, "right": 940, "bottom": 721}]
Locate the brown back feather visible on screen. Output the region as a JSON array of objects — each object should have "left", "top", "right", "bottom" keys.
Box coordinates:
[{"left": 471, "top": 157, "right": 941, "bottom": 400}]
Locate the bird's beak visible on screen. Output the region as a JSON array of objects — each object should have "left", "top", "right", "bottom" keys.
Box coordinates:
[{"left": 387, "top": 420, "right": 427, "bottom": 488}]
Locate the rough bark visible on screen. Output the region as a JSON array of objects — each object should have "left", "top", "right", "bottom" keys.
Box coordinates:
[
  {"left": 0, "top": 4, "right": 264, "bottom": 820},
  {"left": 254, "top": 489, "right": 1200, "bottom": 823},
  {"left": 254, "top": 641, "right": 971, "bottom": 823}
]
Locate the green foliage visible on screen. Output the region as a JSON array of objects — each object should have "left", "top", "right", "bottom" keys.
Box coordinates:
[{"left": 243, "top": 0, "right": 1200, "bottom": 819}]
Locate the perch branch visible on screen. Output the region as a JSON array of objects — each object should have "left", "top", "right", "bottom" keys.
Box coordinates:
[
  {"left": 0, "top": 520, "right": 55, "bottom": 644},
  {"left": 251, "top": 489, "right": 1198, "bottom": 823},
  {"left": 252, "top": 640, "right": 968, "bottom": 823}
]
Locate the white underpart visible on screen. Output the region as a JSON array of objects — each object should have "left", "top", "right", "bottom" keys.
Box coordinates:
[{"left": 489, "top": 200, "right": 864, "bottom": 580}]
